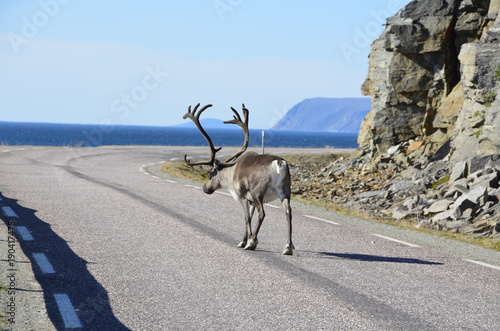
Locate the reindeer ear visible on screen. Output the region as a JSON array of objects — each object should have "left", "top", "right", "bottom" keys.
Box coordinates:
[{"left": 214, "top": 159, "right": 222, "bottom": 171}]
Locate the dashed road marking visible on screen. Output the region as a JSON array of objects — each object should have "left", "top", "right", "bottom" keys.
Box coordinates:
[
  {"left": 303, "top": 215, "right": 340, "bottom": 225},
  {"left": 185, "top": 185, "right": 201, "bottom": 189},
  {"left": 32, "top": 253, "right": 56, "bottom": 274},
  {"left": 2, "top": 206, "right": 18, "bottom": 218},
  {"left": 464, "top": 259, "right": 500, "bottom": 271},
  {"left": 265, "top": 203, "right": 281, "bottom": 209},
  {"left": 53, "top": 293, "right": 83, "bottom": 329},
  {"left": 16, "top": 226, "right": 34, "bottom": 241},
  {"left": 371, "top": 234, "right": 421, "bottom": 248}
]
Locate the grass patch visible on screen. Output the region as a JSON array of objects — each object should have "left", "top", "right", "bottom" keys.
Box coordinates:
[
  {"left": 483, "top": 91, "right": 496, "bottom": 107},
  {"left": 160, "top": 162, "right": 208, "bottom": 183},
  {"left": 431, "top": 175, "right": 450, "bottom": 189}
]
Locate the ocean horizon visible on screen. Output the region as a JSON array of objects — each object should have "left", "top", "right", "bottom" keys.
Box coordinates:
[{"left": 0, "top": 121, "right": 359, "bottom": 149}]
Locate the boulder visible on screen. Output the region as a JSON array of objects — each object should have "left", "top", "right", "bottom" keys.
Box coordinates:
[
  {"left": 450, "top": 160, "right": 469, "bottom": 182},
  {"left": 450, "top": 186, "right": 489, "bottom": 218},
  {"left": 424, "top": 199, "right": 454, "bottom": 215}
]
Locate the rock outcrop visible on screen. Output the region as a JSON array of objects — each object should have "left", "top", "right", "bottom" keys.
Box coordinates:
[
  {"left": 360, "top": 0, "right": 500, "bottom": 163},
  {"left": 297, "top": 0, "right": 500, "bottom": 239}
]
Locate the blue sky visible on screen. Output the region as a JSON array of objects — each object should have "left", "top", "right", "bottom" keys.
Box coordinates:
[{"left": 0, "top": 0, "right": 411, "bottom": 129}]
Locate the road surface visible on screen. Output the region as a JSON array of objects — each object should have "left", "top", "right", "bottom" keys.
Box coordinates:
[{"left": 0, "top": 146, "right": 499, "bottom": 330}]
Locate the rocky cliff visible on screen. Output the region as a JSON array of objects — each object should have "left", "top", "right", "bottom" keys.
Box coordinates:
[
  {"left": 360, "top": 0, "right": 500, "bottom": 164},
  {"left": 313, "top": 0, "right": 500, "bottom": 238}
]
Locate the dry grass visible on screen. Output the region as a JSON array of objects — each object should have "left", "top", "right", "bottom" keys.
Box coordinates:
[{"left": 160, "top": 162, "right": 208, "bottom": 182}]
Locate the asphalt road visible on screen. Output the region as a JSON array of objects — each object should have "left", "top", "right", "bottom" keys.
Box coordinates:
[{"left": 0, "top": 146, "right": 499, "bottom": 330}]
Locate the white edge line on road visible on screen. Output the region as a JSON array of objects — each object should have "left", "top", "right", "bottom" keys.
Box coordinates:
[
  {"left": 265, "top": 203, "right": 281, "bottom": 209},
  {"left": 185, "top": 185, "right": 201, "bottom": 189},
  {"left": 303, "top": 215, "right": 340, "bottom": 225},
  {"left": 464, "top": 259, "right": 500, "bottom": 271},
  {"left": 165, "top": 179, "right": 177, "bottom": 183},
  {"left": 2, "top": 206, "right": 18, "bottom": 218},
  {"left": 53, "top": 293, "right": 83, "bottom": 329},
  {"left": 372, "top": 234, "right": 421, "bottom": 248},
  {"left": 32, "top": 253, "right": 56, "bottom": 274},
  {"left": 15, "top": 226, "right": 34, "bottom": 241},
  {"left": 215, "top": 191, "right": 232, "bottom": 197}
]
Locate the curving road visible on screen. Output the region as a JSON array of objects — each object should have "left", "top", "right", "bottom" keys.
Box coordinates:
[{"left": 0, "top": 146, "right": 499, "bottom": 330}]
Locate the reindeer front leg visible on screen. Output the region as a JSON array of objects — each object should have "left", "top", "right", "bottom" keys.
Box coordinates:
[
  {"left": 245, "top": 199, "right": 264, "bottom": 251},
  {"left": 237, "top": 200, "right": 254, "bottom": 248}
]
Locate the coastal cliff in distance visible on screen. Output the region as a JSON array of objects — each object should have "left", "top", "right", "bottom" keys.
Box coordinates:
[{"left": 272, "top": 97, "right": 371, "bottom": 132}]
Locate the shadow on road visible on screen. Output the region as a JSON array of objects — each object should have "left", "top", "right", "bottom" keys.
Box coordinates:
[
  {"left": 0, "top": 193, "right": 130, "bottom": 330},
  {"left": 317, "top": 251, "right": 444, "bottom": 265}
]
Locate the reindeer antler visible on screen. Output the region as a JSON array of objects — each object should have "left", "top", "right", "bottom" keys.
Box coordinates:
[
  {"left": 183, "top": 103, "right": 222, "bottom": 167},
  {"left": 222, "top": 104, "right": 250, "bottom": 165}
]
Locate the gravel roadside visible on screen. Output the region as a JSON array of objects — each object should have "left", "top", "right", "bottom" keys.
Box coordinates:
[{"left": 0, "top": 217, "right": 55, "bottom": 330}]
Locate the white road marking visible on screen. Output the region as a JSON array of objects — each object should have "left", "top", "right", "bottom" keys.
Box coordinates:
[
  {"left": 1, "top": 150, "right": 11, "bottom": 153},
  {"left": 170, "top": 158, "right": 179, "bottom": 161},
  {"left": 185, "top": 185, "right": 201, "bottom": 189},
  {"left": 464, "top": 259, "right": 500, "bottom": 271},
  {"left": 303, "top": 215, "right": 341, "bottom": 225},
  {"left": 151, "top": 175, "right": 160, "bottom": 179},
  {"left": 2, "top": 206, "right": 18, "bottom": 218},
  {"left": 32, "top": 253, "right": 56, "bottom": 274},
  {"left": 165, "top": 179, "right": 177, "bottom": 183},
  {"left": 53, "top": 293, "right": 83, "bottom": 329},
  {"left": 371, "top": 234, "right": 421, "bottom": 248},
  {"left": 215, "top": 191, "right": 232, "bottom": 197},
  {"left": 265, "top": 203, "right": 281, "bottom": 209},
  {"left": 16, "top": 226, "right": 34, "bottom": 241}
]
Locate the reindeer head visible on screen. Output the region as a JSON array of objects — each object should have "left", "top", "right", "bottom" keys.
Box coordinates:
[{"left": 183, "top": 103, "right": 249, "bottom": 195}]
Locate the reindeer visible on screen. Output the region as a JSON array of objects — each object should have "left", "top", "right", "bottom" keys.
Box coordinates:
[{"left": 183, "top": 103, "right": 295, "bottom": 255}]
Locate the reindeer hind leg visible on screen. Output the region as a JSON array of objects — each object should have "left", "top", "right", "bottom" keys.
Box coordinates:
[{"left": 281, "top": 197, "right": 294, "bottom": 255}]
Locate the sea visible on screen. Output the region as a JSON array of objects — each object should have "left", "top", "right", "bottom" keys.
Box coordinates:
[{"left": 0, "top": 122, "right": 359, "bottom": 149}]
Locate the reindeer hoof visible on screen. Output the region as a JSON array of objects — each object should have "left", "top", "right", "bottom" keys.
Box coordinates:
[
  {"left": 282, "top": 243, "right": 295, "bottom": 256},
  {"left": 244, "top": 239, "right": 258, "bottom": 250},
  {"left": 237, "top": 241, "right": 247, "bottom": 248}
]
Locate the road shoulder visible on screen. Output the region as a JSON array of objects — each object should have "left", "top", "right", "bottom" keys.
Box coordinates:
[{"left": 0, "top": 219, "right": 55, "bottom": 330}]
